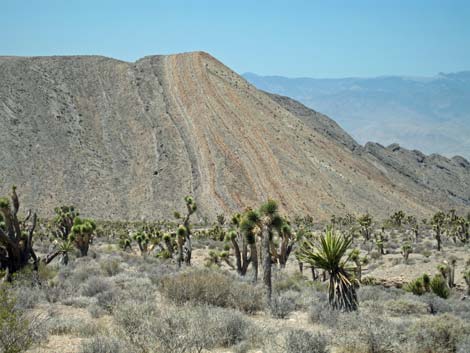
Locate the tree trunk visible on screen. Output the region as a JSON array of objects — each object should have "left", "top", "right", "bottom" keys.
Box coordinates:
[
  {"left": 241, "top": 240, "right": 249, "bottom": 276},
  {"left": 262, "top": 226, "right": 272, "bottom": 302},
  {"left": 184, "top": 234, "right": 192, "bottom": 266},
  {"left": 311, "top": 266, "right": 317, "bottom": 281},
  {"left": 250, "top": 242, "right": 258, "bottom": 282},
  {"left": 177, "top": 237, "right": 184, "bottom": 268},
  {"left": 231, "top": 238, "right": 242, "bottom": 275}
]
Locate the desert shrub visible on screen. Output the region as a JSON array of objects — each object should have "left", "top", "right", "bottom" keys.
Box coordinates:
[
  {"left": 62, "top": 296, "right": 96, "bottom": 308},
  {"left": 11, "top": 283, "right": 46, "bottom": 310},
  {"left": 159, "top": 268, "right": 264, "bottom": 313},
  {"left": 47, "top": 317, "right": 83, "bottom": 335},
  {"left": 336, "top": 312, "right": 408, "bottom": 353},
  {"left": 450, "top": 299, "right": 470, "bottom": 321},
  {"left": 270, "top": 293, "right": 296, "bottom": 319},
  {"left": 114, "top": 301, "right": 249, "bottom": 353},
  {"left": 0, "top": 286, "right": 46, "bottom": 353},
  {"left": 359, "top": 285, "right": 401, "bottom": 302},
  {"left": 80, "top": 336, "right": 126, "bottom": 353},
  {"left": 100, "top": 258, "right": 121, "bottom": 277},
  {"left": 411, "top": 313, "right": 470, "bottom": 353},
  {"left": 47, "top": 316, "right": 106, "bottom": 337},
  {"left": 309, "top": 298, "right": 339, "bottom": 328},
  {"left": 81, "top": 276, "right": 113, "bottom": 297},
  {"left": 273, "top": 272, "right": 305, "bottom": 292},
  {"left": 419, "top": 293, "right": 452, "bottom": 314},
  {"left": 284, "top": 329, "right": 329, "bottom": 353},
  {"left": 385, "top": 299, "right": 428, "bottom": 316},
  {"left": 71, "top": 260, "right": 103, "bottom": 283},
  {"left": 457, "top": 335, "right": 470, "bottom": 353},
  {"left": 88, "top": 304, "right": 106, "bottom": 318}
]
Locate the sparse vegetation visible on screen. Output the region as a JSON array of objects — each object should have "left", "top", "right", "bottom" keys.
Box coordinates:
[{"left": 1, "top": 188, "right": 469, "bottom": 353}]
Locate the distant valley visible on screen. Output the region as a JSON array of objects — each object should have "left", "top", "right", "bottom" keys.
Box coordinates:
[{"left": 243, "top": 71, "right": 470, "bottom": 159}]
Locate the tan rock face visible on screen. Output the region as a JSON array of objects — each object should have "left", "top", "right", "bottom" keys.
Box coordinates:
[{"left": 1, "top": 52, "right": 469, "bottom": 220}]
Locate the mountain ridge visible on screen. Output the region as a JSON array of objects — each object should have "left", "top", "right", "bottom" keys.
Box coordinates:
[{"left": 1, "top": 52, "right": 469, "bottom": 220}]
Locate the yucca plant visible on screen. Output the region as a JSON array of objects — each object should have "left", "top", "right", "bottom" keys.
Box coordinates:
[
  {"left": 406, "top": 273, "right": 431, "bottom": 296},
  {"left": 430, "top": 274, "right": 450, "bottom": 299},
  {"left": 298, "top": 227, "right": 358, "bottom": 311}
]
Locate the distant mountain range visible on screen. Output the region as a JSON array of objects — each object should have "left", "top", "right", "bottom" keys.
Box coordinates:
[{"left": 243, "top": 71, "right": 470, "bottom": 158}]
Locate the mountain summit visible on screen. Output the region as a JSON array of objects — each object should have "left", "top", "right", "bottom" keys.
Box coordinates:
[{"left": 1, "top": 52, "right": 469, "bottom": 220}]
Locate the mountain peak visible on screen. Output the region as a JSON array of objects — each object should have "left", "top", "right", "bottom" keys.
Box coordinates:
[{"left": 1, "top": 54, "right": 469, "bottom": 220}]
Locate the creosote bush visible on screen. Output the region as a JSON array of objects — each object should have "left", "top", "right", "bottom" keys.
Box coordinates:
[{"left": 159, "top": 268, "right": 264, "bottom": 313}]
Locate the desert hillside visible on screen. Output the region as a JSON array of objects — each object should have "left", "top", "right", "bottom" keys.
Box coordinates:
[{"left": 1, "top": 52, "right": 469, "bottom": 220}]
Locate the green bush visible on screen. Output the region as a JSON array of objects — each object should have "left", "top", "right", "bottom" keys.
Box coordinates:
[{"left": 430, "top": 274, "right": 450, "bottom": 299}]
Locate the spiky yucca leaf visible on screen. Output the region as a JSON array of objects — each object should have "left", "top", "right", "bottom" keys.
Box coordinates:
[{"left": 298, "top": 228, "right": 358, "bottom": 311}]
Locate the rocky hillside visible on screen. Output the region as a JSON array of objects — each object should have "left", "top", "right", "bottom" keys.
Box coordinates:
[{"left": 1, "top": 52, "right": 469, "bottom": 220}]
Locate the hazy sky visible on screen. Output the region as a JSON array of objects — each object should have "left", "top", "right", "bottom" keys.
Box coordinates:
[{"left": 1, "top": 0, "right": 469, "bottom": 78}]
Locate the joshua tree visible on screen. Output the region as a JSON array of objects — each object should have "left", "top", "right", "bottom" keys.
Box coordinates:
[
  {"left": 0, "top": 187, "right": 68, "bottom": 281},
  {"left": 455, "top": 217, "right": 469, "bottom": 243},
  {"left": 375, "top": 228, "right": 387, "bottom": 256},
  {"left": 349, "top": 248, "right": 367, "bottom": 283},
  {"left": 70, "top": 217, "right": 96, "bottom": 257},
  {"left": 226, "top": 213, "right": 252, "bottom": 276},
  {"left": 431, "top": 211, "right": 446, "bottom": 251},
  {"left": 0, "top": 187, "right": 38, "bottom": 281},
  {"left": 258, "top": 200, "right": 284, "bottom": 302},
  {"left": 240, "top": 208, "right": 260, "bottom": 282},
  {"left": 174, "top": 196, "right": 197, "bottom": 267},
  {"left": 51, "top": 205, "right": 96, "bottom": 258},
  {"left": 52, "top": 206, "right": 78, "bottom": 264},
  {"left": 357, "top": 213, "right": 373, "bottom": 242},
  {"left": 298, "top": 227, "right": 358, "bottom": 311},
  {"left": 53, "top": 206, "right": 78, "bottom": 241},
  {"left": 401, "top": 243, "right": 412, "bottom": 263},
  {"left": 276, "top": 221, "right": 295, "bottom": 269},
  {"left": 391, "top": 210, "right": 406, "bottom": 227}
]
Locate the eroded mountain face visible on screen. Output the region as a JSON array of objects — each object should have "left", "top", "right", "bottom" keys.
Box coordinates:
[{"left": 1, "top": 52, "right": 469, "bottom": 220}]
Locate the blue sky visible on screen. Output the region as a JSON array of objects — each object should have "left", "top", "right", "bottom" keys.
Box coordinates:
[{"left": 1, "top": 0, "right": 469, "bottom": 78}]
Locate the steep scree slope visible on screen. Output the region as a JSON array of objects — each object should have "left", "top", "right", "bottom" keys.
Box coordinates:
[{"left": 1, "top": 52, "right": 469, "bottom": 220}]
